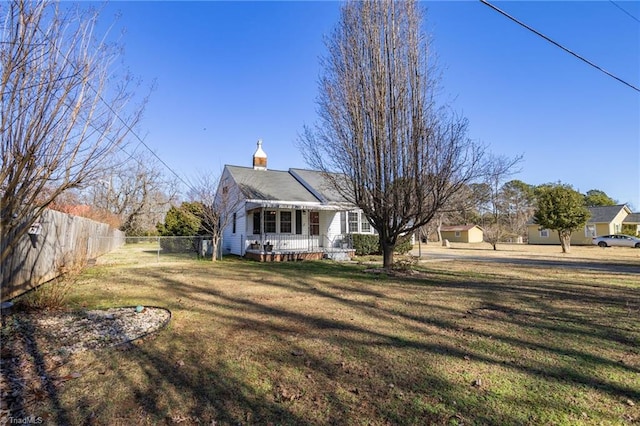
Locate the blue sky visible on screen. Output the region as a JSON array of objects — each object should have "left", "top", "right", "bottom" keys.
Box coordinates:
[{"left": 102, "top": 1, "right": 639, "bottom": 209}]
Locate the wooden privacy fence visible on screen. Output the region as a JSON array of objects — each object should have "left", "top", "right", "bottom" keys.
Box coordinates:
[{"left": 1, "top": 209, "right": 125, "bottom": 302}]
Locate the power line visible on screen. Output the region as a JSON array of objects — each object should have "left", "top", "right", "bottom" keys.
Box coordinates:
[
  {"left": 28, "top": 14, "right": 194, "bottom": 190},
  {"left": 0, "top": 71, "right": 82, "bottom": 97},
  {"left": 91, "top": 88, "right": 193, "bottom": 189},
  {"left": 480, "top": 0, "right": 640, "bottom": 93},
  {"left": 609, "top": 0, "right": 640, "bottom": 23}
]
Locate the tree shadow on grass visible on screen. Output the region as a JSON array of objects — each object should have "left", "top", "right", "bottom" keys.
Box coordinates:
[
  {"left": 13, "top": 255, "right": 638, "bottom": 424},
  {"left": 126, "top": 265, "right": 640, "bottom": 422},
  {"left": 95, "top": 343, "right": 312, "bottom": 425},
  {"left": 1, "top": 315, "right": 71, "bottom": 425}
]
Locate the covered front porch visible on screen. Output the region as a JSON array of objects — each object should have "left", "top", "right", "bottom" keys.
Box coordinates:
[
  {"left": 242, "top": 202, "right": 355, "bottom": 262},
  {"left": 227, "top": 198, "right": 380, "bottom": 262},
  {"left": 244, "top": 232, "right": 354, "bottom": 262}
]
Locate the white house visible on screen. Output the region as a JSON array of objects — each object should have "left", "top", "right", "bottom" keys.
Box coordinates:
[{"left": 217, "top": 141, "right": 376, "bottom": 261}]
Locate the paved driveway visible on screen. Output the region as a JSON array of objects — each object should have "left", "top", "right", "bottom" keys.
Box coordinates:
[{"left": 410, "top": 246, "right": 640, "bottom": 275}]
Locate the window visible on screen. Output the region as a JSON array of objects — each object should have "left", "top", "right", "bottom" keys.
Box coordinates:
[
  {"left": 614, "top": 223, "right": 621, "bottom": 233},
  {"left": 584, "top": 224, "right": 595, "bottom": 237},
  {"left": 232, "top": 212, "right": 236, "bottom": 234},
  {"left": 280, "top": 211, "right": 292, "bottom": 233},
  {"left": 309, "top": 211, "right": 320, "bottom": 235},
  {"left": 455, "top": 231, "right": 461, "bottom": 237},
  {"left": 265, "top": 210, "right": 276, "bottom": 233},
  {"left": 348, "top": 212, "right": 359, "bottom": 233},
  {"left": 360, "top": 213, "right": 371, "bottom": 233},
  {"left": 295, "top": 210, "right": 302, "bottom": 234},
  {"left": 253, "top": 211, "right": 261, "bottom": 234},
  {"left": 539, "top": 229, "right": 549, "bottom": 238},
  {"left": 340, "top": 212, "right": 347, "bottom": 234}
]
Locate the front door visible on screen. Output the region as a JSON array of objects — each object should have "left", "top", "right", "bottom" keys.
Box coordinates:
[{"left": 309, "top": 211, "right": 320, "bottom": 236}]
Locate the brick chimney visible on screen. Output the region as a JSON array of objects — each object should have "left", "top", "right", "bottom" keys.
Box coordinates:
[{"left": 253, "top": 139, "right": 267, "bottom": 170}]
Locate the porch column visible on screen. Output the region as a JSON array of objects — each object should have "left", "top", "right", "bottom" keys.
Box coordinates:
[{"left": 261, "top": 207, "right": 265, "bottom": 244}]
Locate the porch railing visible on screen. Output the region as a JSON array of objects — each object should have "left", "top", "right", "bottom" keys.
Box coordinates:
[{"left": 246, "top": 233, "right": 353, "bottom": 252}]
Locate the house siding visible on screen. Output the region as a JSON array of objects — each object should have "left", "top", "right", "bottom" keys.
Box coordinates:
[
  {"left": 610, "top": 208, "right": 629, "bottom": 233},
  {"left": 440, "top": 226, "right": 483, "bottom": 243},
  {"left": 441, "top": 230, "right": 466, "bottom": 243},
  {"left": 528, "top": 226, "right": 591, "bottom": 245},
  {"left": 527, "top": 223, "right": 616, "bottom": 246},
  {"left": 223, "top": 206, "right": 247, "bottom": 256},
  {"left": 571, "top": 226, "right": 594, "bottom": 245},
  {"left": 596, "top": 223, "right": 610, "bottom": 236},
  {"left": 324, "top": 211, "right": 342, "bottom": 247},
  {"left": 468, "top": 227, "right": 484, "bottom": 243},
  {"left": 527, "top": 225, "right": 556, "bottom": 245}
]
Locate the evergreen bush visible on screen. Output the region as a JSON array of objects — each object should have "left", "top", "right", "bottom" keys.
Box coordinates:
[{"left": 352, "top": 234, "right": 380, "bottom": 255}]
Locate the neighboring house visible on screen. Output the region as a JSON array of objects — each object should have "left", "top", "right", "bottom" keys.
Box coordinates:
[
  {"left": 217, "top": 141, "right": 375, "bottom": 261},
  {"left": 440, "top": 225, "right": 484, "bottom": 243},
  {"left": 527, "top": 204, "right": 635, "bottom": 245}
]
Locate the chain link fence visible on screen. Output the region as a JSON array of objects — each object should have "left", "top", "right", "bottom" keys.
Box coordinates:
[{"left": 94, "top": 236, "right": 223, "bottom": 266}]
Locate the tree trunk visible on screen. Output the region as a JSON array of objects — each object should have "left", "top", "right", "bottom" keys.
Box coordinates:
[
  {"left": 381, "top": 240, "right": 395, "bottom": 269},
  {"left": 436, "top": 218, "right": 443, "bottom": 243},
  {"left": 558, "top": 230, "right": 571, "bottom": 253},
  {"left": 211, "top": 235, "right": 219, "bottom": 261}
]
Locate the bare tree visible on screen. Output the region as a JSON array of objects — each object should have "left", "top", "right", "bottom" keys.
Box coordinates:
[
  {"left": 1, "top": 1, "right": 146, "bottom": 265},
  {"left": 481, "top": 155, "right": 522, "bottom": 250},
  {"left": 299, "top": 0, "right": 488, "bottom": 268},
  {"left": 187, "top": 171, "right": 244, "bottom": 261},
  {"left": 418, "top": 185, "right": 482, "bottom": 245},
  {"left": 86, "top": 152, "right": 178, "bottom": 235},
  {"left": 500, "top": 179, "right": 535, "bottom": 241}
]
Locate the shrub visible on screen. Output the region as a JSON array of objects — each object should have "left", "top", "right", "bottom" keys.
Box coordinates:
[
  {"left": 352, "top": 234, "right": 380, "bottom": 255},
  {"left": 351, "top": 234, "right": 414, "bottom": 256},
  {"left": 16, "top": 249, "right": 85, "bottom": 311},
  {"left": 392, "top": 255, "right": 419, "bottom": 271},
  {"left": 395, "top": 235, "right": 414, "bottom": 255},
  {"left": 16, "top": 278, "right": 73, "bottom": 311}
]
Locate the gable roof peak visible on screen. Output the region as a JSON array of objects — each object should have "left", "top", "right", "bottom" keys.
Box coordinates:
[{"left": 586, "top": 204, "right": 631, "bottom": 223}]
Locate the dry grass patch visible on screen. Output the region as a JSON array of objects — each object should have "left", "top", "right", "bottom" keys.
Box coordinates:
[{"left": 1, "top": 243, "right": 638, "bottom": 425}]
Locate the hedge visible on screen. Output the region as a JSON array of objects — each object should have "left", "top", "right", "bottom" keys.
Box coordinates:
[
  {"left": 395, "top": 236, "right": 413, "bottom": 255},
  {"left": 352, "top": 234, "right": 380, "bottom": 255},
  {"left": 351, "top": 233, "right": 413, "bottom": 256}
]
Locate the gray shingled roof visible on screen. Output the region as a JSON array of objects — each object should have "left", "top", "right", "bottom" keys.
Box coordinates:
[
  {"left": 587, "top": 204, "right": 628, "bottom": 223},
  {"left": 225, "top": 165, "right": 320, "bottom": 203},
  {"left": 289, "top": 168, "right": 349, "bottom": 204},
  {"left": 623, "top": 213, "right": 640, "bottom": 224}
]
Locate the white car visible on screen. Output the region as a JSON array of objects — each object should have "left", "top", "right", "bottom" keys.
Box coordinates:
[{"left": 592, "top": 234, "right": 640, "bottom": 248}]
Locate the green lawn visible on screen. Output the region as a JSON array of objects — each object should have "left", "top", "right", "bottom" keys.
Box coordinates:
[{"left": 3, "top": 243, "right": 639, "bottom": 425}]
